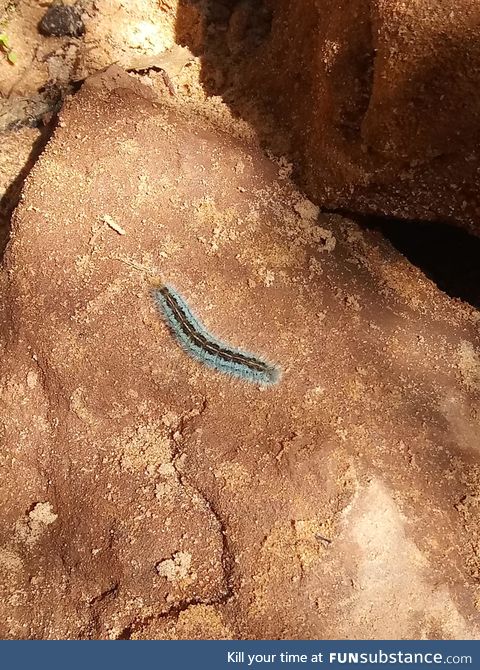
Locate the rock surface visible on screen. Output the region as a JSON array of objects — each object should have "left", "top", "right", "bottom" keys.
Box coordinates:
[
  {"left": 239, "top": 0, "right": 480, "bottom": 236},
  {"left": 1, "top": 67, "right": 480, "bottom": 639},
  {"left": 38, "top": 2, "right": 85, "bottom": 38}
]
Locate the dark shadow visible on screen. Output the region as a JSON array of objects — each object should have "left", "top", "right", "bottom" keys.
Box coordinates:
[
  {"left": 348, "top": 212, "right": 480, "bottom": 310},
  {"left": 175, "top": 0, "right": 273, "bottom": 118}
]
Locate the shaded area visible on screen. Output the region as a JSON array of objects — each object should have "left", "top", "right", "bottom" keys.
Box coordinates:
[
  {"left": 353, "top": 213, "right": 480, "bottom": 310},
  {"left": 175, "top": 0, "right": 273, "bottom": 111}
]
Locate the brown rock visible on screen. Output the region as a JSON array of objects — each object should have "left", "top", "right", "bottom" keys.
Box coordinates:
[
  {"left": 1, "top": 67, "right": 480, "bottom": 639},
  {"left": 249, "top": 0, "right": 480, "bottom": 236},
  {"left": 38, "top": 2, "right": 85, "bottom": 38}
]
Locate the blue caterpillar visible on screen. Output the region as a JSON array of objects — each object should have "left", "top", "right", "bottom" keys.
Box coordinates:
[{"left": 152, "top": 283, "right": 281, "bottom": 386}]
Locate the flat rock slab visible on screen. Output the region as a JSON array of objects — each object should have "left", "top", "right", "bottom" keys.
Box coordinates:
[{"left": 1, "top": 67, "right": 480, "bottom": 639}]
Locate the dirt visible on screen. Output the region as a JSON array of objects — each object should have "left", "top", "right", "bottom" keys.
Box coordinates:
[{"left": 0, "top": 0, "right": 479, "bottom": 641}]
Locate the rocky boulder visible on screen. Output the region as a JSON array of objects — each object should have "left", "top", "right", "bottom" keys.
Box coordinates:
[
  {"left": 1, "top": 67, "right": 480, "bottom": 639},
  {"left": 248, "top": 0, "right": 480, "bottom": 236}
]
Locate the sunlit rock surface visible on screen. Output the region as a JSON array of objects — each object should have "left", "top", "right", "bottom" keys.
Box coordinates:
[{"left": 0, "top": 68, "right": 479, "bottom": 639}]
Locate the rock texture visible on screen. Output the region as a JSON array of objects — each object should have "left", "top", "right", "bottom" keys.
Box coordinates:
[
  {"left": 1, "top": 67, "right": 480, "bottom": 639},
  {"left": 238, "top": 0, "right": 480, "bottom": 236},
  {"left": 38, "top": 2, "right": 85, "bottom": 38}
]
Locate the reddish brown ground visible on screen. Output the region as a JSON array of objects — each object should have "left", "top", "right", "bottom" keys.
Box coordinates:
[{"left": 0, "top": 1, "right": 479, "bottom": 640}]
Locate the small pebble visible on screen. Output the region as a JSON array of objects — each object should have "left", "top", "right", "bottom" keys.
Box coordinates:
[{"left": 39, "top": 2, "right": 85, "bottom": 38}]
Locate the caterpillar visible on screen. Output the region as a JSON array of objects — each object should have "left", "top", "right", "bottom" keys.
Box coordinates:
[{"left": 152, "top": 283, "right": 281, "bottom": 385}]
